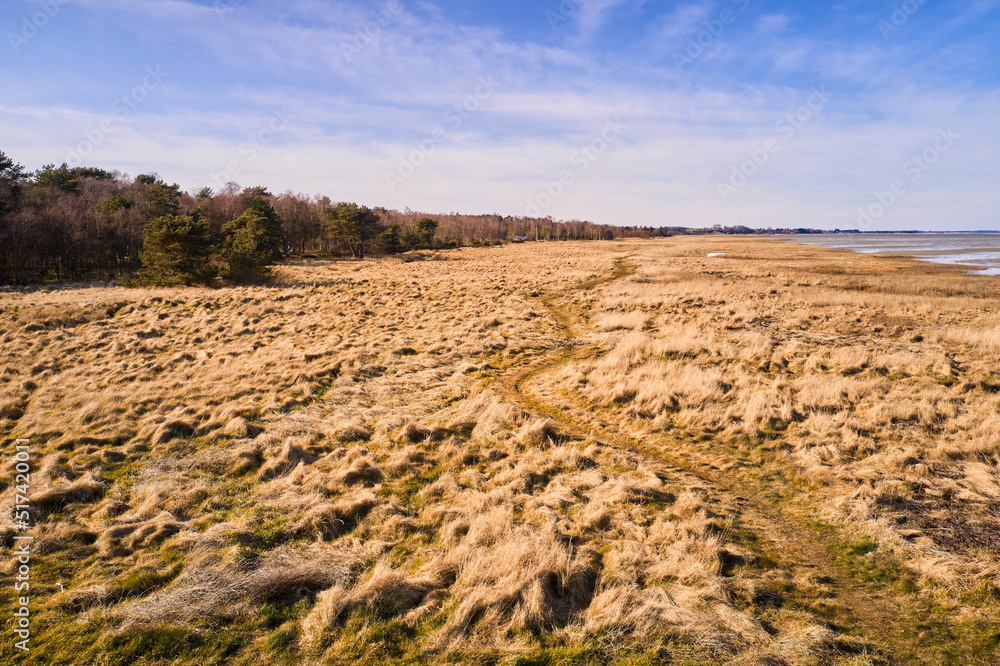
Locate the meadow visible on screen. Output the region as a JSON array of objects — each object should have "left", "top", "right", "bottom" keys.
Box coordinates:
[{"left": 1, "top": 238, "right": 998, "bottom": 665}]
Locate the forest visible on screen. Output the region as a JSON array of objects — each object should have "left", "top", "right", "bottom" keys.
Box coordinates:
[
  {"left": 0, "top": 150, "right": 848, "bottom": 286},
  {"left": 0, "top": 151, "right": 652, "bottom": 286}
]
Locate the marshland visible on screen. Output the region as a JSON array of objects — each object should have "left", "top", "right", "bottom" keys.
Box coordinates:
[
  {"left": 2, "top": 237, "right": 999, "bottom": 664},
  {"left": 6, "top": 0, "right": 1000, "bottom": 662}
]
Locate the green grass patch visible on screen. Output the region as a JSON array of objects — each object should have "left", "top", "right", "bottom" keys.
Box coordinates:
[{"left": 112, "top": 563, "right": 183, "bottom": 600}]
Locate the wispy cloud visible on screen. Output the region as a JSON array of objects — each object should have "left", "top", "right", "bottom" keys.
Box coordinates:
[
  {"left": 573, "top": 0, "right": 633, "bottom": 36},
  {"left": 652, "top": 0, "right": 716, "bottom": 45},
  {"left": 755, "top": 13, "right": 792, "bottom": 35},
  {"left": 3, "top": 0, "right": 998, "bottom": 229}
]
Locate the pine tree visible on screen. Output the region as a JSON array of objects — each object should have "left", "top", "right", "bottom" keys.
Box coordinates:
[
  {"left": 139, "top": 215, "right": 212, "bottom": 285},
  {"left": 0, "top": 150, "right": 25, "bottom": 214},
  {"left": 323, "top": 203, "right": 381, "bottom": 259},
  {"left": 241, "top": 186, "right": 284, "bottom": 258},
  {"left": 34, "top": 163, "right": 114, "bottom": 193},
  {"left": 223, "top": 211, "right": 273, "bottom": 282},
  {"left": 416, "top": 217, "right": 438, "bottom": 249},
  {"left": 134, "top": 174, "right": 181, "bottom": 220},
  {"left": 380, "top": 224, "right": 405, "bottom": 254}
]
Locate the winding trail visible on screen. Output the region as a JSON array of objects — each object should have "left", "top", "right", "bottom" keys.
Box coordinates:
[{"left": 493, "top": 257, "right": 923, "bottom": 665}]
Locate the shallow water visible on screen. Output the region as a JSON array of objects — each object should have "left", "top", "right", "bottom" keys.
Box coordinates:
[{"left": 786, "top": 233, "right": 1000, "bottom": 275}]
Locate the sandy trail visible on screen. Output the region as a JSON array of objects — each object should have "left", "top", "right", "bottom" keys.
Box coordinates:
[{"left": 491, "top": 256, "right": 924, "bottom": 665}]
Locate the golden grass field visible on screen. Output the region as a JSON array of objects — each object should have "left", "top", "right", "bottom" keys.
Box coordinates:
[{"left": 1, "top": 237, "right": 999, "bottom": 665}]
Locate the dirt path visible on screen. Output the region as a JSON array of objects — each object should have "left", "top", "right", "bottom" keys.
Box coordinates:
[{"left": 492, "top": 257, "right": 922, "bottom": 664}]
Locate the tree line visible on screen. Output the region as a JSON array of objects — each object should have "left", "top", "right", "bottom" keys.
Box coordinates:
[{"left": 0, "top": 150, "right": 658, "bottom": 286}]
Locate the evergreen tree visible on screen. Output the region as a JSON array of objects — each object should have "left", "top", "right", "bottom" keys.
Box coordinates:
[
  {"left": 34, "top": 163, "right": 113, "bottom": 193},
  {"left": 417, "top": 216, "right": 438, "bottom": 234},
  {"left": 400, "top": 224, "right": 421, "bottom": 251},
  {"left": 324, "top": 202, "right": 381, "bottom": 259},
  {"left": 134, "top": 174, "right": 181, "bottom": 220},
  {"left": 380, "top": 223, "right": 405, "bottom": 254},
  {"left": 139, "top": 214, "right": 212, "bottom": 285},
  {"left": 0, "top": 150, "right": 25, "bottom": 214},
  {"left": 240, "top": 186, "right": 284, "bottom": 258},
  {"left": 416, "top": 217, "right": 438, "bottom": 249},
  {"left": 224, "top": 212, "right": 273, "bottom": 282},
  {"left": 0, "top": 151, "right": 25, "bottom": 184}
]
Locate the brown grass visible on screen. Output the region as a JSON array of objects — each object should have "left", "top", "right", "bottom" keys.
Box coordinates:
[
  {"left": 541, "top": 239, "right": 1000, "bottom": 584},
  {"left": 1, "top": 239, "right": 998, "bottom": 664}
]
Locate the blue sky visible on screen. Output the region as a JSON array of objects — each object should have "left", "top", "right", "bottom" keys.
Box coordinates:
[{"left": 2, "top": 0, "right": 999, "bottom": 229}]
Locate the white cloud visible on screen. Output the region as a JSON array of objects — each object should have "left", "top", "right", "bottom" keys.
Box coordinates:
[
  {"left": 755, "top": 14, "right": 792, "bottom": 35},
  {"left": 573, "top": 0, "right": 633, "bottom": 36},
  {"left": 4, "top": 0, "right": 997, "bottom": 230},
  {"left": 652, "top": 0, "right": 716, "bottom": 45}
]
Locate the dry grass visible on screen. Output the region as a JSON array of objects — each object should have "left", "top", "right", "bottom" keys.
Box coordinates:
[
  {"left": 544, "top": 239, "right": 1000, "bottom": 585},
  {"left": 0, "top": 239, "right": 997, "bottom": 664}
]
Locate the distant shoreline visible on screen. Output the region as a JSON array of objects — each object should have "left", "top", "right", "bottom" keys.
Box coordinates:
[{"left": 781, "top": 232, "right": 1000, "bottom": 276}]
